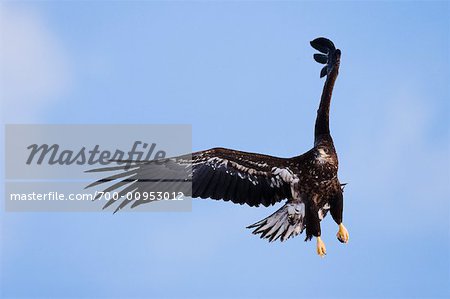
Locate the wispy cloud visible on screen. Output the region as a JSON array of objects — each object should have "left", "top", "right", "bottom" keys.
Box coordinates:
[
  {"left": 0, "top": 6, "right": 70, "bottom": 123},
  {"left": 344, "top": 83, "right": 449, "bottom": 233}
]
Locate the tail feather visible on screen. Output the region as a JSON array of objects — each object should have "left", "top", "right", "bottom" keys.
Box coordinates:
[{"left": 247, "top": 202, "right": 305, "bottom": 242}]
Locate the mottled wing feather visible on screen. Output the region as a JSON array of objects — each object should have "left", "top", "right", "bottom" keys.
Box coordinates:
[
  {"left": 191, "top": 148, "right": 292, "bottom": 207},
  {"left": 86, "top": 147, "right": 293, "bottom": 212}
]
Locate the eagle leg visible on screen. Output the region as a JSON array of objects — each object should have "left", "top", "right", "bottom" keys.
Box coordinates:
[
  {"left": 336, "top": 223, "right": 349, "bottom": 243},
  {"left": 316, "top": 236, "right": 327, "bottom": 257}
]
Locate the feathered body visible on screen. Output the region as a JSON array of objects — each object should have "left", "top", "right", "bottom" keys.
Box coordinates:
[{"left": 86, "top": 37, "right": 349, "bottom": 256}]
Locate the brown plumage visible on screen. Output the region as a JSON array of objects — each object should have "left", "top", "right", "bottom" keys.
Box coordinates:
[{"left": 86, "top": 37, "right": 349, "bottom": 255}]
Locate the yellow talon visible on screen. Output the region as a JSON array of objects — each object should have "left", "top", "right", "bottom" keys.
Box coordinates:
[
  {"left": 337, "top": 223, "right": 349, "bottom": 243},
  {"left": 316, "top": 237, "right": 327, "bottom": 257}
]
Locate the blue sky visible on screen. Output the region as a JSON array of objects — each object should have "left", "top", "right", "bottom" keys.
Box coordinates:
[{"left": 1, "top": 1, "right": 449, "bottom": 298}]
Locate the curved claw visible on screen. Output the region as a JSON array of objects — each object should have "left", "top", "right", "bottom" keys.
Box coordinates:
[
  {"left": 336, "top": 223, "right": 349, "bottom": 243},
  {"left": 316, "top": 237, "right": 327, "bottom": 257}
]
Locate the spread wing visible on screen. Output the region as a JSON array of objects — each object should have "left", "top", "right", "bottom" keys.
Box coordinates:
[{"left": 86, "top": 147, "right": 294, "bottom": 212}]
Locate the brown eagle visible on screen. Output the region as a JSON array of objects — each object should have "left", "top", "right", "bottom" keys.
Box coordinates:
[{"left": 86, "top": 37, "right": 349, "bottom": 257}]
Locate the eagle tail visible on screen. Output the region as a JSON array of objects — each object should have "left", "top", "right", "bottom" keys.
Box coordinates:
[{"left": 247, "top": 202, "right": 305, "bottom": 242}]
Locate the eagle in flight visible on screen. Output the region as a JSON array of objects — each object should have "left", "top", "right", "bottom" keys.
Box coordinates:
[{"left": 87, "top": 37, "right": 349, "bottom": 257}]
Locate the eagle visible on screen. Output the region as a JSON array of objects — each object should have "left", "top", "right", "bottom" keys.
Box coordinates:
[{"left": 86, "top": 37, "right": 349, "bottom": 257}]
